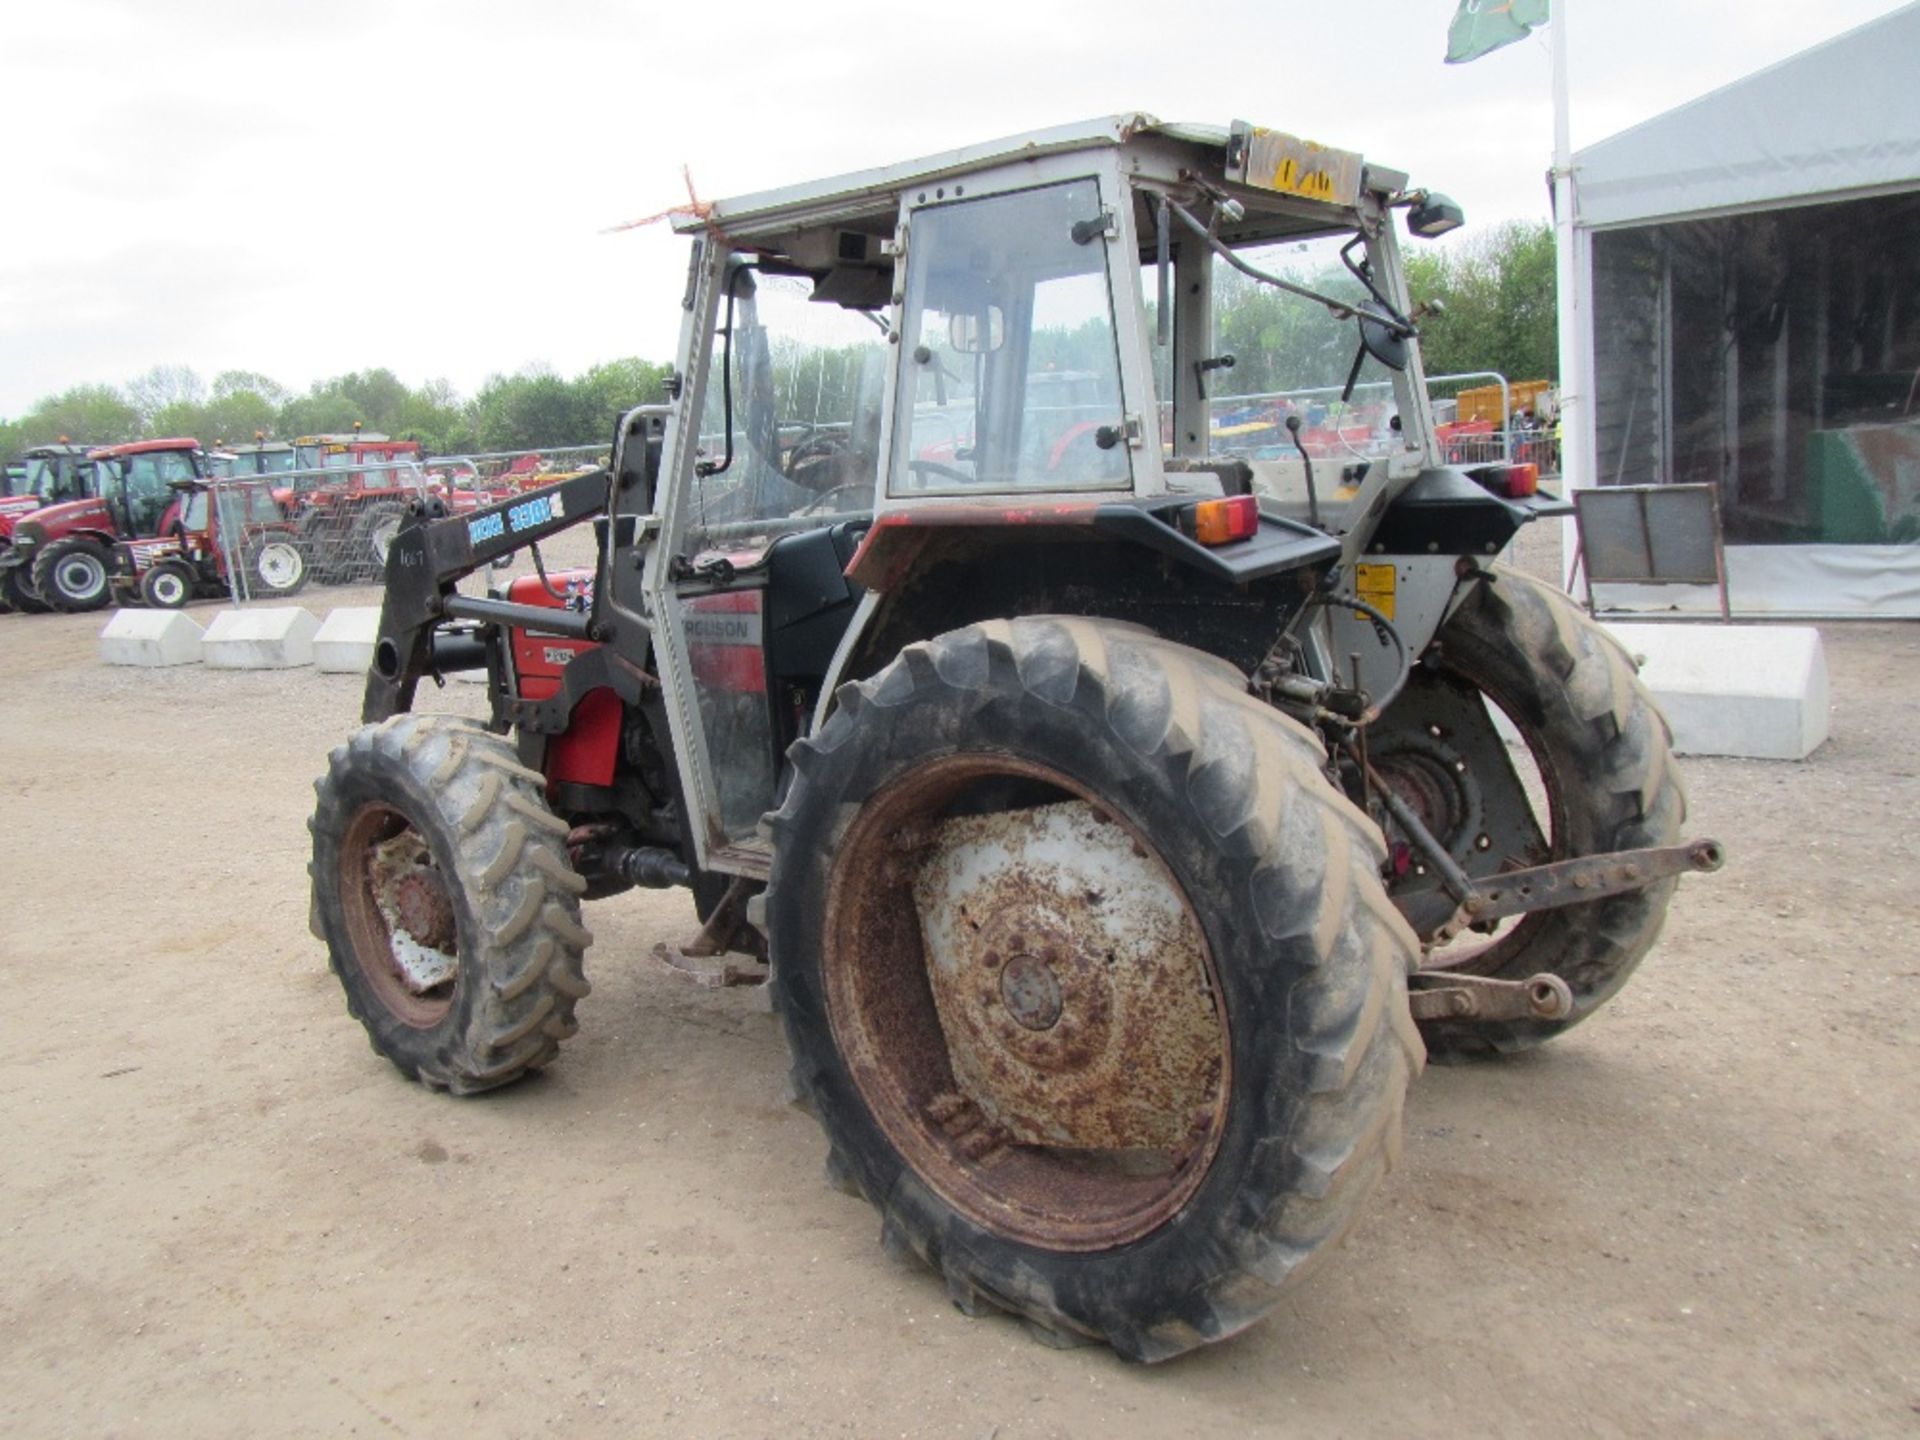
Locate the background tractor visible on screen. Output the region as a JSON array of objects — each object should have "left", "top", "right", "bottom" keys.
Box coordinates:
[
  {"left": 309, "top": 115, "right": 1721, "bottom": 1361},
  {"left": 287, "top": 432, "right": 430, "bottom": 583},
  {"left": 0, "top": 443, "right": 99, "bottom": 612},
  {"left": 113, "top": 475, "right": 310, "bottom": 607},
  {"left": 2, "top": 438, "right": 204, "bottom": 612}
]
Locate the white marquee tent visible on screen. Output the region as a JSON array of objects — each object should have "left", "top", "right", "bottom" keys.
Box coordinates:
[{"left": 1564, "top": 2, "right": 1920, "bottom": 615}]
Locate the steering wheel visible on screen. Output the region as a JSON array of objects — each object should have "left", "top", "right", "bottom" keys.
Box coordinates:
[
  {"left": 907, "top": 458, "right": 973, "bottom": 485},
  {"left": 784, "top": 430, "right": 854, "bottom": 492}
]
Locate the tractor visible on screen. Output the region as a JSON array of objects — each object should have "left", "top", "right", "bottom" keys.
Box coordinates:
[
  {"left": 2, "top": 438, "right": 207, "bottom": 612},
  {"left": 0, "top": 443, "right": 99, "bottom": 612},
  {"left": 112, "top": 474, "right": 310, "bottom": 608},
  {"left": 288, "top": 432, "right": 431, "bottom": 583},
  {"left": 309, "top": 115, "right": 1722, "bottom": 1361}
]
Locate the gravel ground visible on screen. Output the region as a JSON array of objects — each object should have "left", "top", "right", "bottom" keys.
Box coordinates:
[{"left": 0, "top": 530, "right": 1915, "bottom": 1438}]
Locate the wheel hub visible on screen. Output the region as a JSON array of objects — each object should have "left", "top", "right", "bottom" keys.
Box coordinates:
[
  {"left": 998, "top": 954, "right": 1063, "bottom": 1031},
  {"left": 257, "top": 543, "right": 300, "bottom": 588},
  {"left": 365, "top": 829, "right": 458, "bottom": 993},
  {"left": 910, "top": 800, "right": 1220, "bottom": 1152}
]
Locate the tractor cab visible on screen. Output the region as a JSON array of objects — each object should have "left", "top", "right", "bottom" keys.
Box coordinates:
[
  {"left": 623, "top": 114, "right": 1472, "bottom": 867},
  {"left": 91, "top": 439, "right": 208, "bottom": 538},
  {"left": 214, "top": 440, "right": 299, "bottom": 479},
  {"left": 6, "top": 443, "right": 97, "bottom": 513}
]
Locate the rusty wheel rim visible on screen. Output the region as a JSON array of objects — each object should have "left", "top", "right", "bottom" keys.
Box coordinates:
[
  {"left": 338, "top": 802, "right": 460, "bottom": 1028},
  {"left": 823, "top": 756, "right": 1231, "bottom": 1252},
  {"left": 1393, "top": 682, "right": 1564, "bottom": 973}
]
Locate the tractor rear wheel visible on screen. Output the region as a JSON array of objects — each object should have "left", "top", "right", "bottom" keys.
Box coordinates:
[
  {"left": 243, "top": 533, "right": 309, "bottom": 598},
  {"left": 32, "top": 538, "right": 113, "bottom": 612},
  {"left": 140, "top": 561, "right": 194, "bottom": 609},
  {"left": 766, "top": 618, "right": 1423, "bottom": 1361},
  {"left": 1372, "top": 568, "right": 1686, "bottom": 1059},
  {"left": 310, "top": 713, "right": 593, "bottom": 1094},
  {"left": 298, "top": 509, "right": 355, "bottom": 585},
  {"left": 351, "top": 501, "right": 407, "bottom": 581}
]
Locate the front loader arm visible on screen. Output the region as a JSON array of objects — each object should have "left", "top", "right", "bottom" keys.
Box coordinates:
[{"left": 361, "top": 467, "right": 615, "bottom": 723}]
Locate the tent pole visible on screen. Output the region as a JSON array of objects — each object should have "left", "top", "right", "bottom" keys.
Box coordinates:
[{"left": 1552, "top": 0, "right": 1590, "bottom": 592}]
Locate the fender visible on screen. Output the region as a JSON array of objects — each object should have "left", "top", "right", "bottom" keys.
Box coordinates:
[{"left": 816, "top": 500, "right": 1342, "bottom": 727}]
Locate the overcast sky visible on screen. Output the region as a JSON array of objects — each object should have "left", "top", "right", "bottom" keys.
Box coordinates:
[{"left": 0, "top": 0, "right": 1909, "bottom": 417}]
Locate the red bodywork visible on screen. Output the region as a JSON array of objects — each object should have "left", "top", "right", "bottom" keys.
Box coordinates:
[
  {"left": 506, "top": 570, "right": 615, "bottom": 787},
  {"left": 505, "top": 570, "right": 769, "bottom": 789},
  {"left": 21, "top": 439, "right": 204, "bottom": 549}
]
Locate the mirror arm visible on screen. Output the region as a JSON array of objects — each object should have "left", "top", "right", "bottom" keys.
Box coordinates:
[
  {"left": 1339, "top": 235, "right": 1418, "bottom": 338},
  {"left": 1166, "top": 199, "right": 1356, "bottom": 322}
]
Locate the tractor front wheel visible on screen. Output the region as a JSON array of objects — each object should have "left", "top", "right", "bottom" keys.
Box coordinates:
[
  {"left": 766, "top": 618, "right": 1422, "bottom": 1361},
  {"left": 310, "top": 714, "right": 593, "bottom": 1093},
  {"left": 140, "top": 561, "right": 194, "bottom": 610},
  {"left": 3, "top": 564, "right": 51, "bottom": 613},
  {"left": 32, "top": 538, "right": 113, "bottom": 613}
]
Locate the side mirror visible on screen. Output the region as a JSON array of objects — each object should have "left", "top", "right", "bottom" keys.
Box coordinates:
[
  {"left": 1407, "top": 192, "right": 1464, "bottom": 239},
  {"left": 1359, "top": 313, "right": 1409, "bottom": 373},
  {"left": 949, "top": 306, "right": 1004, "bottom": 354}
]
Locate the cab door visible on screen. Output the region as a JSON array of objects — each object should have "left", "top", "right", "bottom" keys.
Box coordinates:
[{"left": 637, "top": 244, "right": 892, "bottom": 874}]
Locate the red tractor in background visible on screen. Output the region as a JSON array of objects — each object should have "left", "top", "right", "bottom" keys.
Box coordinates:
[
  {"left": 1, "top": 439, "right": 206, "bottom": 612},
  {"left": 288, "top": 432, "right": 431, "bottom": 583},
  {"left": 0, "top": 443, "right": 100, "bottom": 612},
  {"left": 112, "top": 474, "right": 309, "bottom": 607}
]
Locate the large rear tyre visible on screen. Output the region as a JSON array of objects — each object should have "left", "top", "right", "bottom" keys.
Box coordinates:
[
  {"left": 297, "top": 509, "right": 356, "bottom": 585},
  {"left": 767, "top": 618, "right": 1423, "bottom": 1362},
  {"left": 243, "top": 533, "right": 309, "bottom": 598},
  {"left": 309, "top": 713, "right": 593, "bottom": 1094},
  {"left": 350, "top": 501, "right": 407, "bottom": 582},
  {"left": 31, "top": 538, "right": 112, "bottom": 612},
  {"left": 1373, "top": 568, "right": 1686, "bottom": 1060}
]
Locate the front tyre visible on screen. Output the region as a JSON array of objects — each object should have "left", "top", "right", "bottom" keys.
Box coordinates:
[
  {"left": 309, "top": 714, "right": 593, "bottom": 1093},
  {"left": 767, "top": 618, "right": 1423, "bottom": 1362},
  {"left": 140, "top": 561, "right": 194, "bottom": 609},
  {"left": 32, "top": 538, "right": 112, "bottom": 612}
]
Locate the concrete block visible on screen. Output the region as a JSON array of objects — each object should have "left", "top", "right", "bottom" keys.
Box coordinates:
[
  {"left": 202, "top": 606, "right": 320, "bottom": 670},
  {"left": 1602, "top": 622, "right": 1829, "bottom": 760},
  {"left": 313, "top": 607, "right": 381, "bottom": 674},
  {"left": 99, "top": 608, "right": 204, "bottom": 668}
]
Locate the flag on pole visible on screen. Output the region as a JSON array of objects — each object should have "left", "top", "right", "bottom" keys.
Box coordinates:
[{"left": 1446, "top": 0, "right": 1550, "bottom": 63}]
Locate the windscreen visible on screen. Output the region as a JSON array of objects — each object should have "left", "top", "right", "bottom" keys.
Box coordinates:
[
  {"left": 1199, "top": 233, "right": 1400, "bottom": 463},
  {"left": 891, "top": 178, "right": 1130, "bottom": 495}
]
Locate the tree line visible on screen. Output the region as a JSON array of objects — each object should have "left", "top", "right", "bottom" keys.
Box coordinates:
[{"left": 0, "top": 359, "right": 675, "bottom": 461}]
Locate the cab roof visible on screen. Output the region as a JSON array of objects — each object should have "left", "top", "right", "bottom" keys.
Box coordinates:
[
  {"left": 672, "top": 113, "right": 1401, "bottom": 242},
  {"left": 87, "top": 437, "right": 201, "bottom": 460}
]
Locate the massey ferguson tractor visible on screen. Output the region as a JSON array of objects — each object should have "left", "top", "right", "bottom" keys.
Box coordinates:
[{"left": 310, "top": 116, "right": 1722, "bottom": 1361}]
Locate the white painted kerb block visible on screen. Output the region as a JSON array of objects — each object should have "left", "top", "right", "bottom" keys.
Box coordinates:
[
  {"left": 313, "top": 607, "right": 382, "bottom": 674},
  {"left": 202, "top": 607, "right": 320, "bottom": 669},
  {"left": 1602, "top": 622, "right": 1829, "bottom": 761},
  {"left": 99, "top": 609, "right": 204, "bottom": 667}
]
